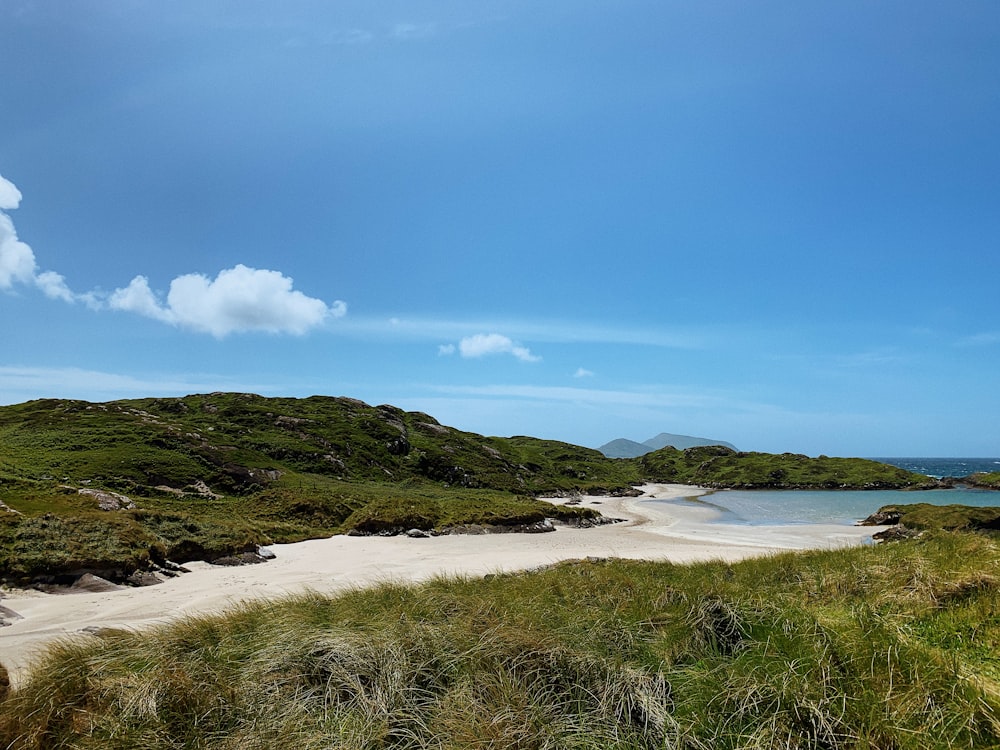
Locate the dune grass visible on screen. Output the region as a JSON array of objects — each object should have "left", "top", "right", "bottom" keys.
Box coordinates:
[{"left": 3, "top": 531, "right": 999, "bottom": 748}]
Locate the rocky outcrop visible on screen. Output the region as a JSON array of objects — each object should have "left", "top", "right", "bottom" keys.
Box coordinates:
[
  {"left": 872, "top": 525, "right": 921, "bottom": 542},
  {"left": 79, "top": 488, "right": 135, "bottom": 511},
  {"left": 858, "top": 509, "right": 903, "bottom": 526}
]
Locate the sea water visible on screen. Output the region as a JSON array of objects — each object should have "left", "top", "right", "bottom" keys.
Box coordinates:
[
  {"left": 659, "top": 456, "right": 1000, "bottom": 527},
  {"left": 673, "top": 487, "right": 1000, "bottom": 527},
  {"left": 873, "top": 457, "right": 1000, "bottom": 479}
]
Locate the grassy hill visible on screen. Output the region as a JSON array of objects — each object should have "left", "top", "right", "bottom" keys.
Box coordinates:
[{"left": 0, "top": 394, "right": 936, "bottom": 584}]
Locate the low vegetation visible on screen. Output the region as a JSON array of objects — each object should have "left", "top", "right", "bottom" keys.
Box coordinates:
[
  {"left": 967, "top": 472, "right": 1000, "bottom": 490},
  {"left": 0, "top": 393, "right": 936, "bottom": 584},
  {"left": 2, "top": 531, "right": 999, "bottom": 748},
  {"left": 637, "top": 444, "right": 938, "bottom": 490},
  {"left": 868, "top": 502, "right": 1000, "bottom": 536}
]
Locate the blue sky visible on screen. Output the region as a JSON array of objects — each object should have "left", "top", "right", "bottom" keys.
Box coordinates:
[{"left": 2, "top": 1, "right": 999, "bottom": 456}]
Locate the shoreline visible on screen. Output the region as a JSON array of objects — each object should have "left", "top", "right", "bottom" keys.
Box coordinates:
[{"left": 0, "top": 484, "right": 885, "bottom": 685}]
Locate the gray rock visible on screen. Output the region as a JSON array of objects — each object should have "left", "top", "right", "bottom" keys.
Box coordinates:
[{"left": 71, "top": 573, "right": 124, "bottom": 593}]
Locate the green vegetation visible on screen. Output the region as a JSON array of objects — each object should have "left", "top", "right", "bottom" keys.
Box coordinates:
[
  {"left": 0, "top": 394, "right": 934, "bottom": 584},
  {"left": 3, "top": 531, "right": 999, "bottom": 748},
  {"left": 968, "top": 472, "right": 1000, "bottom": 490},
  {"left": 638, "top": 445, "right": 938, "bottom": 489},
  {"left": 871, "top": 502, "right": 1000, "bottom": 536}
]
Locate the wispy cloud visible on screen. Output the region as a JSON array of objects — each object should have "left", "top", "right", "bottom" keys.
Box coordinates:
[
  {"left": 391, "top": 22, "right": 438, "bottom": 40},
  {"left": 956, "top": 331, "right": 1000, "bottom": 347},
  {"left": 0, "top": 173, "right": 344, "bottom": 337},
  {"left": 430, "top": 383, "right": 725, "bottom": 409},
  {"left": 573, "top": 367, "right": 595, "bottom": 378},
  {"left": 339, "top": 314, "right": 707, "bottom": 349},
  {"left": 449, "top": 333, "right": 541, "bottom": 362},
  {"left": 0, "top": 365, "right": 274, "bottom": 405}
]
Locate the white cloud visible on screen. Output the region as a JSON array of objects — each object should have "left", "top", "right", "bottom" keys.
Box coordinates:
[
  {"left": 458, "top": 333, "right": 541, "bottom": 362},
  {"left": 108, "top": 275, "right": 175, "bottom": 322},
  {"left": 34, "top": 270, "right": 77, "bottom": 303},
  {"left": 574, "top": 367, "right": 594, "bottom": 378},
  {"left": 110, "top": 264, "right": 344, "bottom": 337},
  {"left": 1, "top": 173, "right": 345, "bottom": 337},
  {"left": 0, "top": 174, "right": 23, "bottom": 210},
  {"left": 0, "top": 212, "right": 37, "bottom": 289},
  {"left": 0, "top": 174, "right": 92, "bottom": 303},
  {"left": 438, "top": 343, "right": 456, "bottom": 356}
]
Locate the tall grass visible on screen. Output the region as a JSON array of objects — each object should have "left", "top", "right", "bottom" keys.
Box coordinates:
[{"left": 3, "top": 531, "right": 999, "bottom": 748}]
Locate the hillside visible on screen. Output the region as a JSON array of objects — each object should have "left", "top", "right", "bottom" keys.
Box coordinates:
[{"left": 0, "top": 394, "right": 936, "bottom": 584}]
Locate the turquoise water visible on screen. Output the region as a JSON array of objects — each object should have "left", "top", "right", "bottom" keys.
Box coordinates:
[{"left": 664, "top": 487, "right": 1000, "bottom": 527}]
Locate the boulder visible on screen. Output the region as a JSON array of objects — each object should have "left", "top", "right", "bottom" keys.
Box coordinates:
[
  {"left": 78, "top": 488, "right": 135, "bottom": 511},
  {"left": 71, "top": 574, "right": 123, "bottom": 593},
  {"left": 858, "top": 509, "right": 903, "bottom": 526}
]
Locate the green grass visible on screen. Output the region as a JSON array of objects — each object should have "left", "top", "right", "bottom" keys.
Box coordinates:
[
  {"left": 2, "top": 531, "right": 999, "bottom": 748},
  {"left": 968, "top": 472, "right": 1000, "bottom": 490},
  {"left": 871, "top": 503, "right": 1000, "bottom": 535},
  {"left": 638, "top": 445, "right": 939, "bottom": 490}
]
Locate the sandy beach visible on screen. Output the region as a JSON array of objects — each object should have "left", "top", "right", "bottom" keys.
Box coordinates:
[{"left": 0, "top": 484, "right": 884, "bottom": 684}]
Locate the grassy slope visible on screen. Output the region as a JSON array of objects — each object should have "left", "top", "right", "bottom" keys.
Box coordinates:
[
  {"left": 869, "top": 502, "right": 1000, "bottom": 535},
  {"left": 0, "top": 394, "right": 935, "bottom": 583},
  {"left": 2, "top": 531, "right": 999, "bottom": 748},
  {"left": 968, "top": 472, "right": 1000, "bottom": 490}
]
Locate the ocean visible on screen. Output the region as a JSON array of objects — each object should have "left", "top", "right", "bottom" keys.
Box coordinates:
[
  {"left": 872, "top": 457, "right": 1000, "bottom": 479},
  {"left": 661, "top": 457, "right": 1000, "bottom": 527}
]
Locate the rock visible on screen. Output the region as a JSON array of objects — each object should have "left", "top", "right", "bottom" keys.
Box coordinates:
[
  {"left": 71, "top": 574, "right": 123, "bottom": 593},
  {"left": 187, "top": 480, "right": 221, "bottom": 499},
  {"left": 872, "top": 525, "right": 921, "bottom": 542},
  {"left": 522, "top": 518, "right": 555, "bottom": 534},
  {"left": 858, "top": 509, "right": 903, "bottom": 526},
  {"left": 257, "top": 546, "right": 276, "bottom": 559},
  {"left": 405, "top": 528, "right": 431, "bottom": 538},
  {"left": 209, "top": 550, "right": 271, "bottom": 566},
  {"left": 126, "top": 571, "right": 164, "bottom": 587},
  {"left": 78, "top": 488, "right": 135, "bottom": 511},
  {"left": 0, "top": 604, "right": 23, "bottom": 627}
]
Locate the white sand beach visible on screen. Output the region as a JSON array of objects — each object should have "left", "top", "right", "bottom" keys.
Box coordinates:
[{"left": 0, "top": 484, "right": 884, "bottom": 684}]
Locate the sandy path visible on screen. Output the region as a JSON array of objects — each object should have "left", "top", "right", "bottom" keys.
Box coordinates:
[{"left": 0, "top": 484, "right": 883, "bottom": 684}]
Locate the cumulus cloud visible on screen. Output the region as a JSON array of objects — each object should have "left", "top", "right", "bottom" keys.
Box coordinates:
[
  {"left": 0, "top": 172, "right": 345, "bottom": 337},
  {"left": 457, "top": 333, "right": 541, "bottom": 362},
  {"left": 110, "top": 264, "right": 345, "bottom": 337},
  {"left": 0, "top": 174, "right": 22, "bottom": 210},
  {"left": 0, "top": 176, "right": 39, "bottom": 290}
]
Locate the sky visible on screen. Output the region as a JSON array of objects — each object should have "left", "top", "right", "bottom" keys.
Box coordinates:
[{"left": 1, "top": 1, "right": 999, "bottom": 457}]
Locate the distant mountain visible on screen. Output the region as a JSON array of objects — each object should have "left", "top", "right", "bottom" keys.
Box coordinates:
[
  {"left": 643, "top": 432, "right": 737, "bottom": 452},
  {"left": 599, "top": 432, "right": 737, "bottom": 458},
  {"left": 598, "top": 438, "right": 652, "bottom": 459}
]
